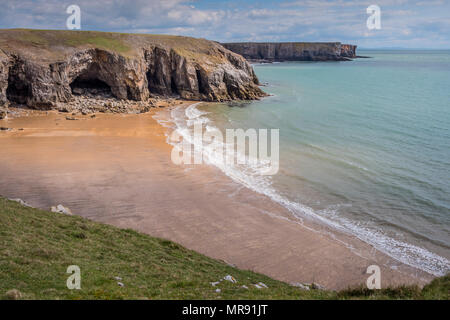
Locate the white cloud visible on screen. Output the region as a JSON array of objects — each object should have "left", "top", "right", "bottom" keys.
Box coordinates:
[{"left": 0, "top": 0, "right": 448, "bottom": 48}]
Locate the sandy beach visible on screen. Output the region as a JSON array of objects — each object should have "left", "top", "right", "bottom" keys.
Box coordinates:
[{"left": 0, "top": 105, "right": 434, "bottom": 290}]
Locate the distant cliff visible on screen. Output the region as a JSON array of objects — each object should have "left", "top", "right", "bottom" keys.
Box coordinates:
[
  {"left": 221, "top": 42, "right": 357, "bottom": 62},
  {"left": 0, "top": 29, "right": 265, "bottom": 109}
]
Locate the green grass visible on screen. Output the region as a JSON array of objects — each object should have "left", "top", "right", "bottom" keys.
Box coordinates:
[
  {"left": 61, "top": 33, "right": 131, "bottom": 54},
  {"left": 0, "top": 29, "right": 225, "bottom": 62},
  {"left": 1, "top": 29, "right": 132, "bottom": 55},
  {"left": 0, "top": 197, "right": 448, "bottom": 300},
  {"left": 337, "top": 276, "right": 449, "bottom": 300}
]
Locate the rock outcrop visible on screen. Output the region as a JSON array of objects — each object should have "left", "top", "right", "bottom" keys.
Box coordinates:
[
  {"left": 0, "top": 30, "right": 265, "bottom": 109},
  {"left": 221, "top": 42, "right": 357, "bottom": 62},
  {"left": 0, "top": 50, "right": 9, "bottom": 106},
  {"left": 340, "top": 44, "right": 357, "bottom": 58}
]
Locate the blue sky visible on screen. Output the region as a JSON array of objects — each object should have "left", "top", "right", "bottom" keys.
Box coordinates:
[{"left": 0, "top": 0, "right": 449, "bottom": 48}]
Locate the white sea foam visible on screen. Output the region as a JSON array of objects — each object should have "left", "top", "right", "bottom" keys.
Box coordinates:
[{"left": 157, "top": 102, "right": 450, "bottom": 277}]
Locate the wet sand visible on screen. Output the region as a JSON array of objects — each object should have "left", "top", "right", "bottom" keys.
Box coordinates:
[{"left": 0, "top": 107, "right": 434, "bottom": 290}]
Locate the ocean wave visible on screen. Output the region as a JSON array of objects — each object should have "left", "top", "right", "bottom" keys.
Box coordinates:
[{"left": 158, "top": 102, "right": 450, "bottom": 277}]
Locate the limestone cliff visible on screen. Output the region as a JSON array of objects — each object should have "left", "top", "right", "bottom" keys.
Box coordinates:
[
  {"left": 0, "top": 29, "right": 265, "bottom": 109},
  {"left": 221, "top": 42, "right": 357, "bottom": 62},
  {"left": 339, "top": 44, "right": 357, "bottom": 58},
  {"left": 0, "top": 51, "right": 9, "bottom": 105}
]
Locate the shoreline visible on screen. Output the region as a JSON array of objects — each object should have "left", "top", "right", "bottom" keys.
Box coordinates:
[{"left": 0, "top": 104, "right": 435, "bottom": 290}]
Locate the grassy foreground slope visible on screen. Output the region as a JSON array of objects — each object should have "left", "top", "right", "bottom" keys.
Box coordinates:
[{"left": 0, "top": 197, "right": 448, "bottom": 300}]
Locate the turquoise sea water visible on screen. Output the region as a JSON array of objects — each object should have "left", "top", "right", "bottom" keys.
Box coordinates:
[{"left": 173, "top": 51, "right": 450, "bottom": 276}]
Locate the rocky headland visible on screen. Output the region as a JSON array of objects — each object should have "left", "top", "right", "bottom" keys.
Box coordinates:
[
  {"left": 0, "top": 30, "right": 364, "bottom": 118},
  {"left": 0, "top": 29, "right": 266, "bottom": 115},
  {"left": 221, "top": 42, "right": 358, "bottom": 62}
]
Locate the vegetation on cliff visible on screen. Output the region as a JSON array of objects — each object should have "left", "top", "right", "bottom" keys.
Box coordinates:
[
  {"left": 0, "top": 197, "right": 448, "bottom": 300},
  {"left": 0, "top": 29, "right": 265, "bottom": 109}
]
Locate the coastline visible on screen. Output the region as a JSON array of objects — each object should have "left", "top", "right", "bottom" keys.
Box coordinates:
[{"left": 0, "top": 104, "right": 435, "bottom": 290}]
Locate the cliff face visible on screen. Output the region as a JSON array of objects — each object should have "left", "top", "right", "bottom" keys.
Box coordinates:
[
  {"left": 221, "top": 42, "right": 357, "bottom": 62},
  {"left": 0, "top": 51, "right": 8, "bottom": 105},
  {"left": 340, "top": 44, "right": 357, "bottom": 58},
  {"left": 0, "top": 30, "right": 265, "bottom": 109}
]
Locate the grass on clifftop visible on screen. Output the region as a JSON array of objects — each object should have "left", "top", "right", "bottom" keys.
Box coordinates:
[
  {"left": 0, "top": 197, "right": 448, "bottom": 300},
  {"left": 0, "top": 29, "right": 226, "bottom": 63},
  {"left": 1, "top": 29, "right": 133, "bottom": 56}
]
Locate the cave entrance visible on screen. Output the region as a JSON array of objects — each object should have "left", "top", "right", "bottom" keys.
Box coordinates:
[
  {"left": 70, "top": 65, "right": 112, "bottom": 97},
  {"left": 146, "top": 70, "right": 163, "bottom": 95},
  {"left": 70, "top": 77, "right": 111, "bottom": 96},
  {"left": 196, "top": 69, "right": 207, "bottom": 95},
  {"left": 146, "top": 70, "right": 179, "bottom": 96},
  {"left": 6, "top": 68, "right": 31, "bottom": 105}
]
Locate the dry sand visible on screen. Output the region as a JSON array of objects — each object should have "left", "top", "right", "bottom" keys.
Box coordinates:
[{"left": 0, "top": 106, "right": 434, "bottom": 290}]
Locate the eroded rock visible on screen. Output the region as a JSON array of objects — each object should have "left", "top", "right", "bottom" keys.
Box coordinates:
[
  {"left": 0, "top": 30, "right": 266, "bottom": 110},
  {"left": 0, "top": 51, "right": 10, "bottom": 106},
  {"left": 222, "top": 42, "right": 357, "bottom": 62}
]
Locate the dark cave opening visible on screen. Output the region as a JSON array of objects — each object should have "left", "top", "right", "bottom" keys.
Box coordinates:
[
  {"left": 146, "top": 69, "right": 179, "bottom": 97},
  {"left": 146, "top": 70, "right": 164, "bottom": 95},
  {"left": 170, "top": 75, "right": 179, "bottom": 95},
  {"left": 6, "top": 69, "right": 31, "bottom": 104},
  {"left": 196, "top": 69, "right": 207, "bottom": 95},
  {"left": 70, "top": 63, "right": 112, "bottom": 97},
  {"left": 70, "top": 76, "right": 112, "bottom": 97}
]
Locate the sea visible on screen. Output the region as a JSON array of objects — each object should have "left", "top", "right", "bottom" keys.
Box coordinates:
[{"left": 165, "top": 50, "right": 450, "bottom": 277}]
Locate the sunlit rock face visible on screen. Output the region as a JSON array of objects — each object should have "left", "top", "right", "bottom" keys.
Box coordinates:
[
  {"left": 0, "top": 51, "right": 10, "bottom": 106},
  {"left": 222, "top": 42, "right": 357, "bottom": 62},
  {"left": 0, "top": 30, "right": 265, "bottom": 109}
]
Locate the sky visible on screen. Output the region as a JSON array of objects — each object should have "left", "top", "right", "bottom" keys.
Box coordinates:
[{"left": 0, "top": 0, "right": 449, "bottom": 48}]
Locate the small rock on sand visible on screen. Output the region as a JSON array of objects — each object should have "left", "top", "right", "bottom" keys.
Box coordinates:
[{"left": 72, "top": 88, "right": 83, "bottom": 95}]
